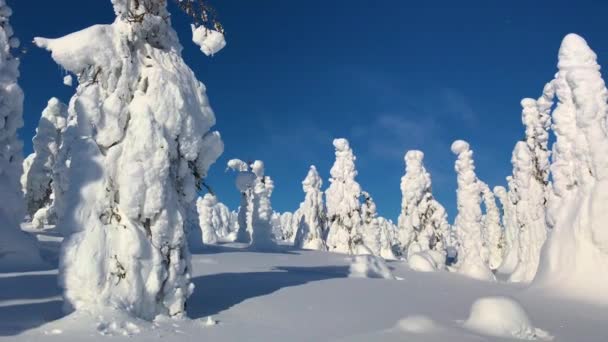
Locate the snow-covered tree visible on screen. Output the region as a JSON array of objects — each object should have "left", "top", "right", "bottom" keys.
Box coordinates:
[
  {"left": 508, "top": 89, "right": 553, "bottom": 283},
  {"left": 397, "top": 151, "right": 450, "bottom": 261},
  {"left": 0, "top": 1, "right": 43, "bottom": 271},
  {"left": 480, "top": 183, "right": 504, "bottom": 271},
  {"left": 377, "top": 217, "right": 397, "bottom": 260},
  {"left": 494, "top": 184, "right": 519, "bottom": 275},
  {"left": 34, "top": 1, "right": 224, "bottom": 318},
  {"left": 196, "top": 194, "right": 220, "bottom": 244},
  {"left": 294, "top": 166, "right": 327, "bottom": 250},
  {"left": 535, "top": 34, "right": 608, "bottom": 303},
  {"left": 325, "top": 138, "right": 365, "bottom": 254},
  {"left": 451, "top": 141, "right": 495, "bottom": 281},
  {"left": 21, "top": 98, "right": 68, "bottom": 228},
  {"left": 227, "top": 159, "right": 276, "bottom": 249},
  {"left": 360, "top": 191, "right": 381, "bottom": 256}
]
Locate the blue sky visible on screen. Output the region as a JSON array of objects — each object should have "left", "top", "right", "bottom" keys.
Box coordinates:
[{"left": 10, "top": 0, "right": 608, "bottom": 221}]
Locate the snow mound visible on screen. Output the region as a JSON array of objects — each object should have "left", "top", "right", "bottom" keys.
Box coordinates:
[
  {"left": 349, "top": 255, "right": 395, "bottom": 279},
  {"left": 408, "top": 250, "right": 444, "bottom": 272},
  {"left": 463, "top": 297, "right": 552, "bottom": 341},
  {"left": 396, "top": 315, "right": 439, "bottom": 334},
  {"left": 191, "top": 25, "right": 226, "bottom": 56}
]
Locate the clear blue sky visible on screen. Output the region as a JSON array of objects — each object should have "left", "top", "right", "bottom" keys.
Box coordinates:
[{"left": 10, "top": 0, "right": 608, "bottom": 221}]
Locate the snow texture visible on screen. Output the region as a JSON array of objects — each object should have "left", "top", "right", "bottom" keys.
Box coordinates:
[
  {"left": 34, "top": 0, "right": 223, "bottom": 319},
  {"left": 451, "top": 141, "right": 495, "bottom": 281},
  {"left": 534, "top": 34, "right": 608, "bottom": 304},
  {"left": 0, "top": 1, "right": 44, "bottom": 271},
  {"left": 325, "top": 138, "right": 365, "bottom": 254},
  {"left": 293, "top": 166, "right": 327, "bottom": 250}
]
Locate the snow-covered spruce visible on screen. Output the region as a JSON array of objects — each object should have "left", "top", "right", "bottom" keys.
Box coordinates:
[
  {"left": 396, "top": 151, "right": 449, "bottom": 268},
  {"left": 509, "top": 86, "right": 553, "bottom": 283},
  {"left": 281, "top": 211, "right": 301, "bottom": 243},
  {"left": 480, "top": 183, "right": 504, "bottom": 271},
  {"left": 34, "top": 1, "right": 224, "bottom": 318},
  {"left": 325, "top": 138, "right": 365, "bottom": 255},
  {"left": 360, "top": 191, "right": 382, "bottom": 256},
  {"left": 227, "top": 159, "right": 276, "bottom": 249},
  {"left": 494, "top": 184, "right": 519, "bottom": 275},
  {"left": 0, "top": 1, "right": 44, "bottom": 271},
  {"left": 534, "top": 34, "right": 608, "bottom": 303},
  {"left": 196, "top": 194, "right": 220, "bottom": 245},
  {"left": 193, "top": 194, "right": 235, "bottom": 246},
  {"left": 294, "top": 166, "right": 327, "bottom": 251},
  {"left": 451, "top": 140, "right": 495, "bottom": 281},
  {"left": 21, "top": 98, "right": 68, "bottom": 228}
]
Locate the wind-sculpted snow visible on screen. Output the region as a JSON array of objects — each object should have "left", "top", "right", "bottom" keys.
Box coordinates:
[
  {"left": 534, "top": 33, "right": 608, "bottom": 304},
  {"left": 451, "top": 141, "right": 495, "bottom": 281},
  {"left": 34, "top": 0, "right": 223, "bottom": 319}
]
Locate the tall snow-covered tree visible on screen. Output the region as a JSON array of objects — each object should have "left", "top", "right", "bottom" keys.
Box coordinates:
[
  {"left": 535, "top": 34, "right": 608, "bottom": 303},
  {"left": 34, "top": 1, "right": 224, "bottom": 318},
  {"left": 451, "top": 140, "right": 495, "bottom": 281},
  {"left": 294, "top": 166, "right": 327, "bottom": 250},
  {"left": 22, "top": 97, "right": 68, "bottom": 228},
  {"left": 480, "top": 183, "right": 504, "bottom": 271},
  {"left": 509, "top": 89, "right": 553, "bottom": 283},
  {"left": 196, "top": 193, "right": 220, "bottom": 245},
  {"left": 0, "top": 1, "right": 43, "bottom": 271},
  {"left": 325, "top": 138, "right": 365, "bottom": 254},
  {"left": 397, "top": 150, "right": 450, "bottom": 261},
  {"left": 227, "top": 159, "right": 256, "bottom": 243}
]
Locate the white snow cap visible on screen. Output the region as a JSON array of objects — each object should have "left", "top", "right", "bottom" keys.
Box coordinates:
[
  {"left": 557, "top": 33, "right": 598, "bottom": 70},
  {"left": 191, "top": 25, "right": 226, "bottom": 56},
  {"left": 451, "top": 140, "right": 470, "bottom": 154}
]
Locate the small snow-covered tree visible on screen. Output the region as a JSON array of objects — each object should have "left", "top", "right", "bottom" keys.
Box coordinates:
[
  {"left": 494, "top": 184, "right": 519, "bottom": 274},
  {"left": 22, "top": 98, "right": 68, "bottom": 228},
  {"left": 509, "top": 90, "right": 553, "bottom": 283},
  {"left": 451, "top": 140, "right": 495, "bottom": 281},
  {"left": 0, "top": 1, "right": 43, "bottom": 270},
  {"left": 397, "top": 151, "right": 450, "bottom": 261},
  {"left": 480, "top": 183, "right": 504, "bottom": 271},
  {"left": 196, "top": 194, "right": 220, "bottom": 244},
  {"left": 360, "top": 191, "right": 381, "bottom": 256},
  {"left": 294, "top": 166, "right": 327, "bottom": 250},
  {"left": 325, "top": 138, "right": 365, "bottom": 254},
  {"left": 377, "top": 217, "right": 397, "bottom": 260},
  {"left": 535, "top": 34, "right": 608, "bottom": 303},
  {"left": 35, "top": 1, "right": 224, "bottom": 318},
  {"left": 227, "top": 159, "right": 276, "bottom": 249}
]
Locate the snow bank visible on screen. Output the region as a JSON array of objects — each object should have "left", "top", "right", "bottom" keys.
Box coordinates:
[
  {"left": 349, "top": 254, "right": 395, "bottom": 279},
  {"left": 464, "top": 296, "right": 552, "bottom": 340},
  {"left": 191, "top": 25, "right": 226, "bottom": 56}
]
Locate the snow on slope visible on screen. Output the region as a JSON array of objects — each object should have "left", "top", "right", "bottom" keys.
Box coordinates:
[{"left": 1, "top": 228, "right": 607, "bottom": 341}]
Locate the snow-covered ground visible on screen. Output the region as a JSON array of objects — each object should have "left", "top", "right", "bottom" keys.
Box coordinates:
[{"left": 1, "top": 227, "right": 606, "bottom": 341}]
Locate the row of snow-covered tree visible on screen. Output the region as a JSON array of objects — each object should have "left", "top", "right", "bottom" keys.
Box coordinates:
[{"left": 2, "top": 0, "right": 608, "bottom": 323}]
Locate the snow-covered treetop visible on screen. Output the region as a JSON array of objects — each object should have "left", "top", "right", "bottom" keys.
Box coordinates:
[
  {"left": 558, "top": 33, "right": 599, "bottom": 70},
  {"left": 403, "top": 150, "right": 432, "bottom": 195},
  {"left": 329, "top": 138, "right": 358, "bottom": 182},
  {"left": 251, "top": 160, "right": 265, "bottom": 179},
  {"left": 303, "top": 165, "right": 322, "bottom": 193},
  {"left": 326, "top": 138, "right": 361, "bottom": 218},
  {"left": 451, "top": 140, "right": 470, "bottom": 155},
  {"left": 227, "top": 159, "right": 249, "bottom": 172}
]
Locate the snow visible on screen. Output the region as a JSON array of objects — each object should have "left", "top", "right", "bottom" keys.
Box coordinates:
[
  {"left": 2, "top": 227, "right": 607, "bottom": 341},
  {"left": 463, "top": 296, "right": 552, "bottom": 340},
  {"left": 62, "top": 75, "right": 72, "bottom": 87},
  {"left": 191, "top": 25, "right": 226, "bottom": 56},
  {"left": 293, "top": 166, "right": 327, "bottom": 251}
]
